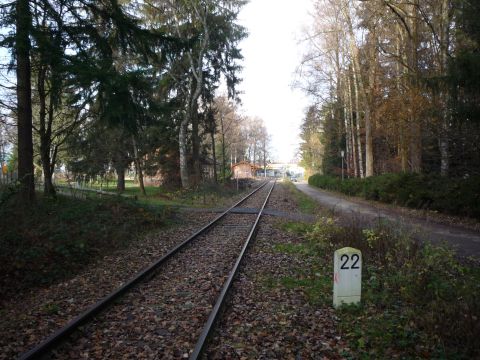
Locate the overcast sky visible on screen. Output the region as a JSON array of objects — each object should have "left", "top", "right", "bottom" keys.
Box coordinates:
[{"left": 237, "top": 0, "right": 313, "bottom": 163}]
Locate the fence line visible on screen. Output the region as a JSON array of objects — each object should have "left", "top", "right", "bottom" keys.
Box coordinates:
[{"left": 53, "top": 183, "right": 137, "bottom": 200}]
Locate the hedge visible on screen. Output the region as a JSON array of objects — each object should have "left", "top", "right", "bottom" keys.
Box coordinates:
[{"left": 308, "top": 172, "right": 480, "bottom": 219}]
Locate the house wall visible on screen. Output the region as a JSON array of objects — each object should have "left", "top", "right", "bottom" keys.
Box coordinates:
[{"left": 233, "top": 164, "right": 253, "bottom": 179}]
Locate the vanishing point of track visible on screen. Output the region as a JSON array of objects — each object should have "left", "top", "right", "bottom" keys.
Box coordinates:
[{"left": 19, "top": 180, "right": 276, "bottom": 359}]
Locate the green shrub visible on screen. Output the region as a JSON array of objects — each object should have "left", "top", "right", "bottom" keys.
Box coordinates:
[
  {"left": 0, "top": 183, "right": 19, "bottom": 206},
  {"left": 339, "top": 177, "right": 364, "bottom": 196},
  {"left": 308, "top": 173, "right": 480, "bottom": 219}
]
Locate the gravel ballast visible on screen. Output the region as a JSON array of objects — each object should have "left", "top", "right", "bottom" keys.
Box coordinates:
[
  {"left": 47, "top": 184, "right": 274, "bottom": 358},
  {"left": 206, "top": 182, "right": 347, "bottom": 359},
  {"left": 3, "top": 182, "right": 347, "bottom": 359},
  {"left": 0, "top": 212, "right": 216, "bottom": 359}
]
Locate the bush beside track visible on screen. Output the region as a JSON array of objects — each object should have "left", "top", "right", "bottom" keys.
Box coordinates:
[{"left": 308, "top": 173, "right": 480, "bottom": 219}]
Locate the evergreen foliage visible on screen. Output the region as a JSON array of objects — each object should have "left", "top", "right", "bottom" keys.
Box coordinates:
[
  {"left": 309, "top": 172, "right": 480, "bottom": 218},
  {"left": 1, "top": 0, "right": 248, "bottom": 199}
]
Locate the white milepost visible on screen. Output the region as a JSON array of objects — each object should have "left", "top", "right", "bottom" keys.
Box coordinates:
[{"left": 333, "top": 247, "right": 362, "bottom": 308}]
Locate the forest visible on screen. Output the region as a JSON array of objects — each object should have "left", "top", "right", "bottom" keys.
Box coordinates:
[
  {"left": 1, "top": 0, "right": 272, "bottom": 206},
  {"left": 298, "top": 0, "right": 480, "bottom": 180}
]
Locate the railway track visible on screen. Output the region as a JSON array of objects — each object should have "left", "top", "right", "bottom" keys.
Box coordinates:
[{"left": 19, "top": 180, "right": 275, "bottom": 359}]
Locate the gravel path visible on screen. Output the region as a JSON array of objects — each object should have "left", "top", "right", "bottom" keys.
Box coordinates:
[{"left": 295, "top": 182, "right": 480, "bottom": 259}]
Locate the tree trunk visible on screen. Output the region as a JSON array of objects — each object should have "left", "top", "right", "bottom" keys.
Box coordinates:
[
  {"left": 191, "top": 94, "right": 201, "bottom": 186},
  {"left": 263, "top": 143, "right": 267, "bottom": 178},
  {"left": 113, "top": 146, "right": 128, "bottom": 192},
  {"left": 439, "top": 119, "right": 449, "bottom": 176},
  {"left": 366, "top": 34, "right": 377, "bottom": 177},
  {"left": 347, "top": 75, "right": 358, "bottom": 177},
  {"left": 439, "top": 0, "right": 450, "bottom": 176},
  {"left": 221, "top": 116, "right": 226, "bottom": 182},
  {"left": 16, "top": 0, "right": 35, "bottom": 203},
  {"left": 182, "top": 77, "right": 203, "bottom": 188},
  {"left": 210, "top": 128, "right": 217, "bottom": 184},
  {"left": 408, "top": 0, "right": 422, "bottom": 173},
  {"left": 36, "top": 25, "right": 69, "bottom": 198},
  {"left": 132, "top": 136, "right": 146, "bottom": 196},
  {"left": 179, "top": 115, "right": 190, "bottom": 188},
  {"left": 342, "top": 78, "right": 351, "bottom": 178},
  {"left": 41, "top": 158, "right": 55, "bottom": 196},
  {"left": 182, "top": 9, "right": 208, "bottom": 188},
  {"left": 400, "top": 132, "right": 408, "bottom": 172},
  {"left": 36, "top": 62, "right": 56, "bottom": 197},
  {"left": 116, "top": 164, "right": 126, "bottom": 192},
  {"left": 352, "top": 68, "right": 364, "bottom": 178},
  {"left": 40, "top": 140, "right": 57, "bottom": 197},
  {"left": 409, "top": 120, "right": 422, "bottom": 172},
  {"left": 343, "top": 2, "right": 373, "bottom": 177},
  {"left": 192, "top": 121, "right": 201, "bottom": 185},
  {"left": 395, "top": 23, "right": 411, "bottom": 173}
]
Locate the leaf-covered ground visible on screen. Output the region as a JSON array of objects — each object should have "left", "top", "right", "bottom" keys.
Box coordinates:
[
  {"left": 0, "top": 194, "right": 171, "bottom": 297},
  {"left": 207, "top": 183, "right": 349, "bottom": 359},
  {"left": 0, "top": 206, "right": 217, "bottom": 359},
  {"left": 5, "top": 182, "right": 474, "bottom": 359},
  {"left": 207, "top": 182, "right": 480, "bottom": 359}
]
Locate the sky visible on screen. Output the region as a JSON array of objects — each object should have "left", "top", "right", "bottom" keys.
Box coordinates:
[{"left": 237, "top": 0, "right": 313, "bottom": 163}]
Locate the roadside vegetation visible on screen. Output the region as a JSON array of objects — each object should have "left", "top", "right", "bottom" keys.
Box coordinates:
[
  {"left": 0, "top": 185, "right": 169, "bottom": 296},
  {"left": 271, "top": 219, "right": 480, "bottom": 359},
  {"left": 282, "top": 180, "right": 320, "bottom": 214},
  {"left": 268, "top": 183, "right": 480, "bottom": 358},
  {"left": 309, "top": 173, "right": 480, "bottom": 219}
]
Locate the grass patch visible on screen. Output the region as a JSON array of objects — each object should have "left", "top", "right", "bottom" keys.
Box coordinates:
[
  {"left": 42, "top": 302, "right": 61, "bottom": 315},
  {"left": 57, "top": 180, "right": 248, "bottom": 208},
  {"left": 261, "top": 270, "right": 331, "bottom": 307},
  {"left": 273, "top": 219, "right": 480, "bottom": 358},
  {"left": 283, "top": 180, "right": 319, "bottom": 214},
  {"left": 0, "top": 188, "right": 170, "bottom": 296},
  {"left": 273, "top": 243, "right": 309, "bottom": 255},
  {"left": 279, "top": 221, "right": 312, "bottom": 235}
]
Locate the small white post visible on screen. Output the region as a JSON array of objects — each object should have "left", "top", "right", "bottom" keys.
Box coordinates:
[{"left": 333, "top": 247, "right": 362, "bottom": 308}]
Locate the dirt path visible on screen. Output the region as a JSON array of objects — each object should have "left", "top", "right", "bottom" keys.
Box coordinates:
[{"left": 295, "top": 182, "right": 480, "bottom": 260}]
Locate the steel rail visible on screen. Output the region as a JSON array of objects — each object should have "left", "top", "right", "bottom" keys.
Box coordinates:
[
  {"left": 19, "top": 181, "right": 270, "bottom": 360},
  {"left": 189, "top": 180, "right": 276, "bottom": 360}
]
